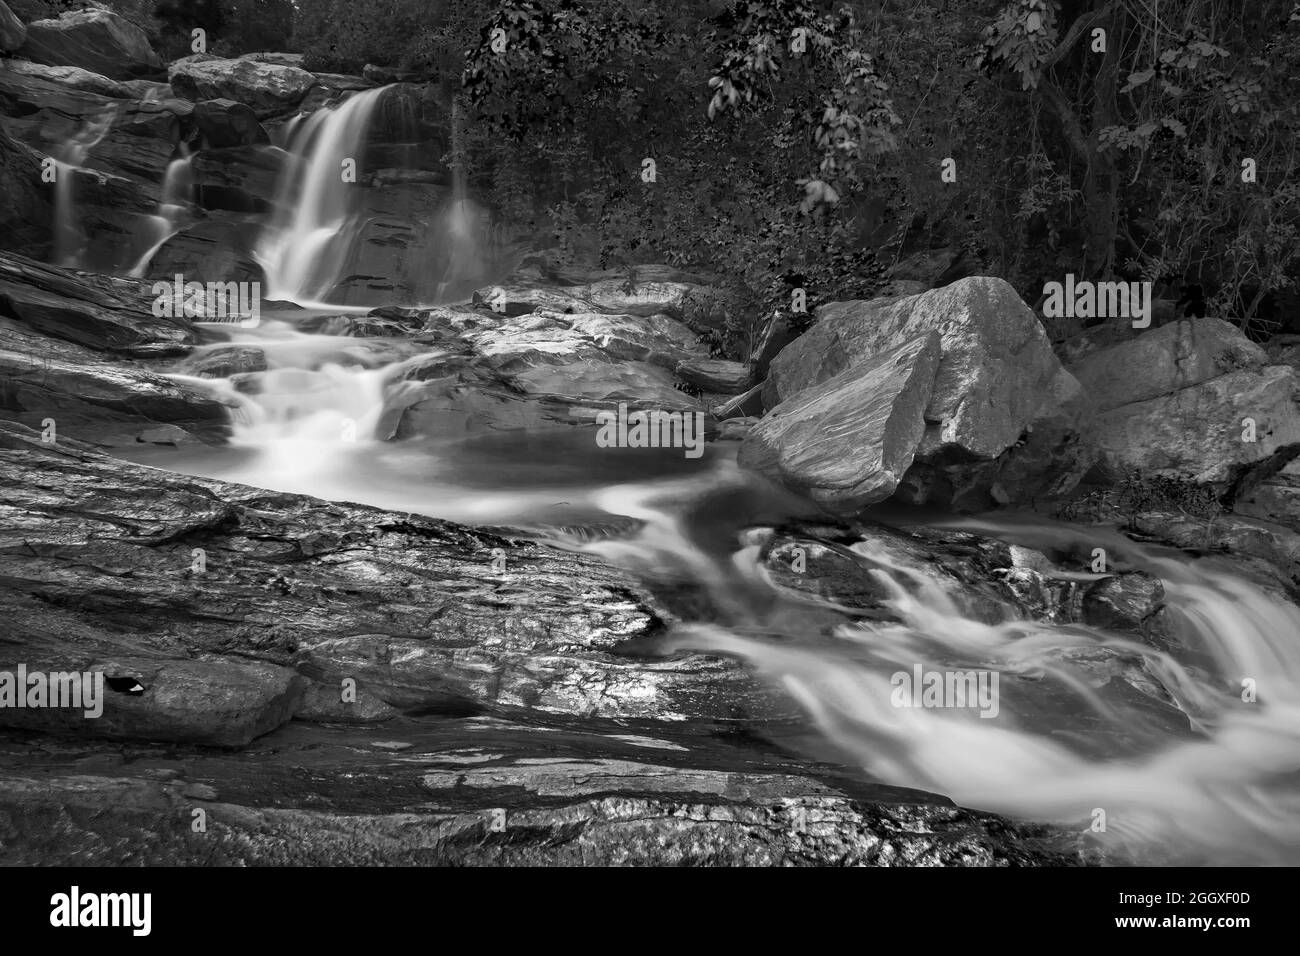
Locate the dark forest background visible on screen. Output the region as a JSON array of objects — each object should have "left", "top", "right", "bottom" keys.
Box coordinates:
[{"left": 16, "top": 0, "right": 1298, "bottom": 352}]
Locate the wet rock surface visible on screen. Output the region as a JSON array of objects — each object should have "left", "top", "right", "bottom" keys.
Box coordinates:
[
  {"left": 0, "top": 315, "right": 231, "bottom": 445},
  {"left": 0, "top": 418, "right": 1120, "bottom": 865},
  {"left": 0, "top": 718, "right": 1100, "bottom": 865},
  {"left": 740, "top": 333, "right": 941, "bottom": 511},
  {"left": 0, "top": 250, "right": 196, "bottom": 354},
  {"left": 0, "top": 420, "right": 780, "bottom": 727}
]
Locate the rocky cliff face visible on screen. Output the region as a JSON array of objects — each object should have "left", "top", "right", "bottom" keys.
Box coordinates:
[{"left": 0, "top": 39, "right": 481, "bottom": 296}]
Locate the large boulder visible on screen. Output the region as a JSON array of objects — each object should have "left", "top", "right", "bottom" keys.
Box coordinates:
[
  {"left": 766, "top": 277, "right": 1064, "bottom": 459},
  {"left": 0, "top": 2, "right": 25, "bottom": 52},
  {"left": 1085, "top": 365, "right": 1300, "bottom": 485},
  {"left": 1072, "top": 317, "right": 1267, "bottom": 409},
  {"left": 738, "top": 333, "right": 941, "bottom": 511},
  {"left": 17, "top": 8, "right": 160, "bottom": 80},
  {"left": 1072, "top": 318, "right": 1300, "bottom": 485},
  {"left": 749, "top": 277, "right": 1082, "bottom": 511},
  {"left": 169, "top": 57, "right": 316, "bottom": 118}
]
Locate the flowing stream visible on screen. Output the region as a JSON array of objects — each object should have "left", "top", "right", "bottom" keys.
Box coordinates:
[
  {"left": 115, "top": 84, "right": 1300, "bottom": 867},
  {"left": 126, "top": 309, "right": 1300, "bottom": 865}
]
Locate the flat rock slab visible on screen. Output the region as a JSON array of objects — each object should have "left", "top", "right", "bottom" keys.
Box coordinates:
[
  {"left": 0, "top": 250, "right": 196, "bottom": 355},
  {"left": 0, "top": 420, "right": 779, "bottom": 734},
  {"left": 0, "top": 659, "right": 303, "bottom": 747},
  {"left": 0, "top": 717, "right": 1101, "bottom": 865},
  {"left": 0, "top": 316, "right": 231, "bottom": 446}
]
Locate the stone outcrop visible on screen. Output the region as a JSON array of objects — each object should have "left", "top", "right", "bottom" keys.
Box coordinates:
[
  {"left": 1071, "top": 318, "right": 1300, "bottom": 485},
  {"left": 17, "top": 8, "right": 161, "bottom": 80},
  {"left": 169, "top": 56, "right": 317, "bottom": 118},
  {"left": 0, "top": 124, "right": 52, "bottom": 257}
]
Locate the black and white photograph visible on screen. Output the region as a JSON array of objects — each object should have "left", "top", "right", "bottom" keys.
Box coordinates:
[{"left": 0, "top": 0, "right": 1294, "bottom": 934}]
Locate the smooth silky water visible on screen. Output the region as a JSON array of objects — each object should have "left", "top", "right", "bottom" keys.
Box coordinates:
[{"left": 119, "top": 85, "right": 1300, "bottom": 866}]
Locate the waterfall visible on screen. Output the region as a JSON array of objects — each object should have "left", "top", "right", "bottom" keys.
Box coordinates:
[
  {"left": 254, "top": 87, "right": 390, "bottom": 304},
  {"left": 128, "top": 145, "right": 193, "bottom": 278},
  {"left": 51, "top": 104, "right": 119, "bottom": 267},
  {"left": 435, "top": 95, "right": 485, "bottom": 302}
]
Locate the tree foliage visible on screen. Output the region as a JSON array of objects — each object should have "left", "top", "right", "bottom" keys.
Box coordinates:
[{"left": 287, "top": 0, "right": 1300, "bottom": 342}]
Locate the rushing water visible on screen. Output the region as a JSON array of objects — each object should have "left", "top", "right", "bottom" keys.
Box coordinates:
[
  {"left": 124, "top": 307, "right": 1300, "bottom": 865},
  {"left": 107, "top": 80, "right": 1300, "bottom": 864},
  {"left": 608, "top": 495, "right": 1300, "bottom": 866},
  {"left": 51, "top": 104, "right": 119, "bottom": 267},
  {"left": 128, "top": 145, "right": 193, "bottom": 278},
  {"left": 255, "top": 87, "right": 389, "bottom": 304}
]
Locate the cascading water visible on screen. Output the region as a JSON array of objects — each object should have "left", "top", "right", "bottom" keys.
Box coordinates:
[
  {"left": 128, "top": 145, "right": 193, "bottom": 277},
  {"left": 119, "top": 66, "right": 1300, "bottom": 867},
  {"left": 577, "top": 484, "right": 1300, "bottom": 865},
  {"left": 434, "top": 95, "right": 483, "bottom": 302},
  {"left": 135, "top": 308, "right": 1300, "bottom": 864},
  {"left": 52, "top": 104, "right": 119, "bottom": 267},
  {"left": 255, "top": 87, "right": 390, "bottom": 304}
]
